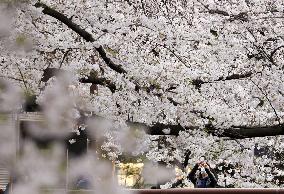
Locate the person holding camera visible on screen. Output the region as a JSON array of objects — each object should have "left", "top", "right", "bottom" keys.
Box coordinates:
[
  {"left": 187, "top": 161, "right": 217, "bottom": 188},
  {"left": 171, "top": 156, "right": 217, "bottom": 188}
]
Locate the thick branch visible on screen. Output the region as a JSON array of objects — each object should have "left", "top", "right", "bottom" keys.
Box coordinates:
[
  {"left": 127, "top": 110, "right": 284, "bottom": 138},
  {"left": 89, "top": 112, "right": 284, "bottom": 138},
  {"left": 34, "top": 3, "right": 185, "bottom": 106},
  {"left": 34, "top": 2, "right": 94, "bottom": 42},
  {"left": 127, "top": 121, "right": 195, "bottom": 136},
  {"left": 222, "top": 125, "right": 284, "bottom": 139},
  {"left": 79, "top": 76, "right": 116, "bottom": 93},
  {"left": 217, "top": 72, "right": 253, "bottom": 81},
  {"left": 42, "top": 68, "right": 116, "bottom": 93},
  {"left": 229, "top": 12, "right": 249, "bottom": 22},
  {"left": 42, "top": 68, "right": 284, "bottom": 138},
  {"left": 34, "top": 2, "right": 126, "bottom": 74},
  {"left": 41, "top": 68, "right": 63, "bottom": 82},
  {"left": 95, "top": 46, "right": 127, "bottom": 74},
  {"left": 192, "top": 72, "right": 253, "bottom": 89},
  {"left": 144, "top": 123, "right": 284, "bottom": 138}
]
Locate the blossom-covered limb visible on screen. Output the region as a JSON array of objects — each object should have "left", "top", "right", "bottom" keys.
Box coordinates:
[
  {"left": 212, "top": 124, "right": 284, "bottom": 139},
  {"left": 192, "top": 72, "right": 253, "bottom": 89},
  {"left": 41, "top": 68, "right": 116, "bottom": 93},
  {"left": 34, "top": 2, "right": 181, "bottom": 106},
  {"left": 34, "top": 2, "right": 126, "bottom": 74}
]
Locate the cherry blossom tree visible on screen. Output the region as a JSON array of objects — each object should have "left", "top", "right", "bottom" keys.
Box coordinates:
[{"left": 0, "top": 0, "right": 284, "bottom": 189}]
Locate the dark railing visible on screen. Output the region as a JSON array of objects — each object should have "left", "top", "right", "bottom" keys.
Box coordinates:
[
  {"left": 133, "top": 189, "right": 284, "bottom": 194},
  {"left": 5, "top": 188, "right": 284, "bottom": 194}
]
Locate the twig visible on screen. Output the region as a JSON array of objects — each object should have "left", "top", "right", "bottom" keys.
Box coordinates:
[
  {"left": 59, "top": 49, "right": 71, "bottom": 68},
  {"left": 16, "top": 63, "right": 28, "bottom": 91},
  {"left": 250, "top": 78, "right": 281, "bottom": 125},
  {"left": 160, "top": 44, "right": 190, "bottom": 68}
]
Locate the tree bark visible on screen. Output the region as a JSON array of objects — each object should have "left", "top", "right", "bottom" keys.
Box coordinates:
[{"left": 222, "top": 125, "right": 284, "bottom": 139}]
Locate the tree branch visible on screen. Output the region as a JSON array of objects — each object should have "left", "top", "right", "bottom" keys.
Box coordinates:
[
  {"left": 209, "top": 9, "right": 229, "bottom": 16},
  {"left": 79, "top": 76, "right": 116, "bottom": 93},
  {"left": 167, "top": 97, "right": 180, "bottom": 106},
  {"left": 197, "top": 0, "right": 250, "bottom": 22},
  {"left": 34, "top": 2, "right": 94, "bottom": 42},
  {"left": 192, "top": 72, "right": 253, "bottom": 89},
  {"left": 250, "top": 78, "right": 281, "bottom": 125},
  {"left": 41, "top": 68, "right": 116, "bottom": 93},
  {"left": 127, "top": 121, "right": 189, "bottom": 136},
  {"left": 222, "top": 124, "right": 284, "bottom": 139},
  {"left": 34, "top": 2, "right": 185, "bottom": 107},
  {"left": 34, "top": 2, "right": 283, "bottom": 135},
  {"left": 16, "top": 63, "right": 28, "bottom": 91},
  {"left": 34, "top": 2, "right": 126, "bottom": 74},
  {"left": 132, "top": 107, "right": 284, "bottom": 138},
  {"left": 87, "top": 112, "right": 284, "bottom": 138},
  {"left": 160, "top": 44, "right": 190, "bottom": 68},
  {"left": 95, "top": 46, "right": 127, "bottom": 74},
  {"left": 59, "top": 49, "right": 71, "bottom": 68},
  {"left": 269, "top": 45, "right": 284, "bottom": 66}
]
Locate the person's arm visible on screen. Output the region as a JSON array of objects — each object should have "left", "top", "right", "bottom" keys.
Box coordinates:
[
  {"left": 187, "top": 163, "right": 199, "bottom": 183},
  {"left": 205, "top": 168, "right": 217, "bottom": 187},
  {"left": 183, "top": 150, "right": 191, "bottom": 168}
]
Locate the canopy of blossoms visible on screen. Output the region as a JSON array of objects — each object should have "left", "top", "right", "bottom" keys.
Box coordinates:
[{"left": 0, "top": 0, "right": 283, "bottom": 190}]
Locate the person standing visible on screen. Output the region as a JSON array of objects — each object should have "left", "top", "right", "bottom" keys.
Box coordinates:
[
  {"left": 187, "top": 161, "right": 217, "bottom": 188},
  {"left": 172, "top": 161, "right": 217, "bottom": 188}
]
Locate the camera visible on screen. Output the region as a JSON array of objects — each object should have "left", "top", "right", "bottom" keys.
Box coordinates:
[{"left": 199, "top": 167, "right": 206, "bottom": 173}]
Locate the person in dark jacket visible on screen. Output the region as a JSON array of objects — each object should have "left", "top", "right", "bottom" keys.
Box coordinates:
[
  {"left": 172, "top": 161, "right": 217, "bottom": 188},
  {"left": 188, "top": 161, "right": 217, "bottom": 188}
]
